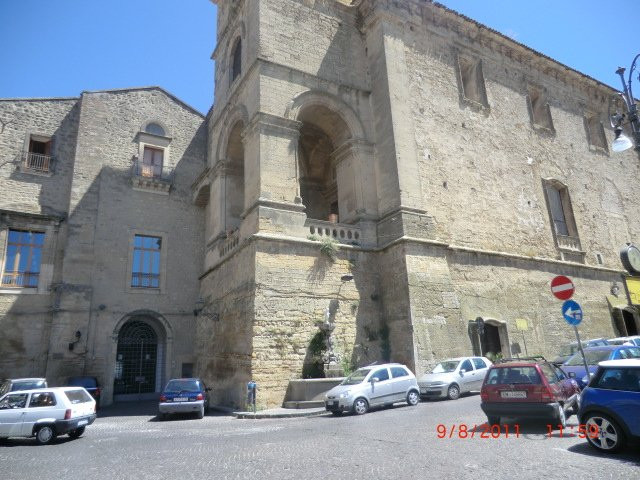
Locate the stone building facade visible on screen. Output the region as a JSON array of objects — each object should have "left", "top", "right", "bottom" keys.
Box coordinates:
[
  {"left": 196, "top": 0, "right": 640, "bottom": 408},
  {"left": 0, "top": 88, "right": 206, "bottom": 406},
  {"left": 1, "top": 0, "right": 639, "bottom": 408}
]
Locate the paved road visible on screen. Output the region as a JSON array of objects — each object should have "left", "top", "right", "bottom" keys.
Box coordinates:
[{"left": 2, "top": 395, "right": 638, "bottom": 479}]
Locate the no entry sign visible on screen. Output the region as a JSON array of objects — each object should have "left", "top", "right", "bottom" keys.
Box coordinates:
[{"left": 551, "top": 275, "right": 574, "bottom": 300}]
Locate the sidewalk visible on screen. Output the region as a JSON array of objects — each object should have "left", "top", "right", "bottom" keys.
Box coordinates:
[
  {"left": 98, "top": 400, "right": 327, "bottom": 419},
  {"left": 212, "top": 405, "right": 327, "bottom": 419}
]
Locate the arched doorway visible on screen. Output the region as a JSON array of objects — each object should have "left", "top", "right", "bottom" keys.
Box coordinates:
[{"left": 114, "top": 317, "right": 165, "bottom": 401}]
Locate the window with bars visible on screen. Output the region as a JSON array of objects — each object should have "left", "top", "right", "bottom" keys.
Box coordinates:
[
  {"left": 131, "top": 235, "right": 161, "bottom": 288},
  {"left": 1, "top": 230, "right": 45, "bottom": 287}
]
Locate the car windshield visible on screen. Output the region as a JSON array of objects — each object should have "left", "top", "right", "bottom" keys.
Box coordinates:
[
  {"left": 557, "top": 345, "right": 578, "bottom": 357},
  {"left": 565, "top": 349, "right": 612, "bottom": 366},
  {"left": 485, "top": 367, "right": 542, "bottom": 385},
  {"left": 431, "top": 361, "right": 460, "bottom": 373},
  {"left": 11, "top": 380, "right": 45, "bottom": 391},
  {"left": 164, "top": 380, "right": 200, "bottom": 392},
  {"left": 340, "top": 368, "right": 371, "bottom": 385}
]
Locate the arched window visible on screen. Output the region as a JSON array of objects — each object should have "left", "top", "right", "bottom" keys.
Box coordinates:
[
  {"left": 231, "top": 38, "right": 242, "bottom": 82},
  {"left": 145, "top": 123, "right": 165, "bottom": 137}
]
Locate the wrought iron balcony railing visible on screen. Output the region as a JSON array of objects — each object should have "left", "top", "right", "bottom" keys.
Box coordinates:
[
  {"left": 130, "top": 159, "right": 174, "bottom": 182},
  {"left": 22, "top": 152, "right": 53, "bottom": 173}
]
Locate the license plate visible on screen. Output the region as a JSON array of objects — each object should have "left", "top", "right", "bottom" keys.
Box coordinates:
[
  {"left": 501, "top": 391, "right": 527, "bottom": 398},
  {"left": 77, "top": 419, "right": 88, "bottom": 426},
  {"left": 328, "top": 401, "right": 336, "bottom": 406},
  {"left": 174, "top": 397, "right": 188, "bottom": 402}
]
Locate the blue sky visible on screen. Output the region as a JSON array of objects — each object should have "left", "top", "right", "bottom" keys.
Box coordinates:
[{"left": 0, "top": 1, "right": 638, "bottom": 115}]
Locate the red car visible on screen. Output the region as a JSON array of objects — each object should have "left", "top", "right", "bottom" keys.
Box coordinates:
[{"left": 480, "top": 357, "right": 580, "bottom": 427}]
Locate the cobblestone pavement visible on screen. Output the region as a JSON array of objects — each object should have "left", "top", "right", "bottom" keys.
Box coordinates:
[{"left": 2, "top": 395, "right": 638, "bottom": 479}]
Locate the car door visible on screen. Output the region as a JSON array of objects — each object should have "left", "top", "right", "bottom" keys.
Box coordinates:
[
  {"left": 0, "top": 392, "right": 29, "bottom": 437},
  {"left": 389, "top": 366, "right": 412, "bottom": 400},
  {"left": 458, "top": 359, "right": 476, "bottom": 393},
  {"left": 22, "top": 392, "right": 59, "bottom": 435},
  {"left": 368, "top": 368, "right": 393, "bottom": 406},
  {"left": 471, "top": 358, "right": 489, "bottom": 390}
]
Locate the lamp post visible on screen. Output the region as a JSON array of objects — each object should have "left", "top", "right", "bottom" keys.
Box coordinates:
[{"left": 610, "top": 54, "right": 640, "bottom": 152}]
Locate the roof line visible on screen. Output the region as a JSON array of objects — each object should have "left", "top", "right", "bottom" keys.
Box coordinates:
[
  {"left": 0, "top": 96, "right": 79, "bottom": 102},
  {"left": 430, "top": 1, "right": 618, "bottom": 94},
  {"left": 81, "top": 86, "right": 208, "bottom": 118}
]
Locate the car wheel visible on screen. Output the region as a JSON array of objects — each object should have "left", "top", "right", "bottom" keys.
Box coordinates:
[
  {"left": 197, "top": 406, "right": 205, "bottom": 419},
  {"left": 35, "top": 425, "right": 56, "bottom": 445},
  {"left": 553, "top": 404, "right": 567, "bottom": 429},
  {"left": 487, "top": 416, "right": 500, "bottom": 426},
  {"left": 584, "top": 413, "right": 625, "bottom": 453},
  {"left": 352, "top": 398, "right": 369, "bottom": 415},
  {"left": 447, "top": 384, "right": 460, "bottom": 400},
  {"left": 68, "top": 426, "right": 85, "bottom": 439},
  {"left": 407, "top": 390, "right": 420, "bottom": 406}
]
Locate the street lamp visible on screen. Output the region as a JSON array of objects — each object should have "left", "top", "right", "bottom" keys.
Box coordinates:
[{"left": 610, "top": 54, "right": 640, "bottom": 152}]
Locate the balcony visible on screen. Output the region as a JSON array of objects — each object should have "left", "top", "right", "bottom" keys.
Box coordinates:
[
  {"left": 1, "top": 271, "right": 39, "bottom": 288},
  {"left": 306, "top": 219, "right": 361, "bottom": 245},
  {"left": 130, "top": 158, "right": 174, "bottom": 194},
  {"left": 21, "top": 151, "right": 54, "bottom": 175}
]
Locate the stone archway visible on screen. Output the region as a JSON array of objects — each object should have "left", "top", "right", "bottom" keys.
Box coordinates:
[
  {"left": 111, "top": 311, "right": 172, "bottom": 402},
  {"left": 286, "top": 91, "right": 376, "bottom": 224}
]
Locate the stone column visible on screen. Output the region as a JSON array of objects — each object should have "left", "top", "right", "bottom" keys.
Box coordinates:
[
  {"left": 332, "top": 139, "right": 378, "bottom": 224},
  {"left": 240, "top": 112, "right": 306, "bottom": 236}
]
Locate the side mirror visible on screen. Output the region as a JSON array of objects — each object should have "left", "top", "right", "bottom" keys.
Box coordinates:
[
  {"left": 568, "top": 372, "right": 576, "bottom": 378},
  {"left": 205, "top": 387, "right": 212, "bottom": 392},
  {"left": 459, "top": 370, "right": 466, "bottom": 376},
  {"left": 370, "top": 377, "right": 379, "bottom": 384}
]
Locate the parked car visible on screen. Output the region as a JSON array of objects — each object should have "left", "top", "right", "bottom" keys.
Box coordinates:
[
  {"left": 0, "top": 378, "right": 47, "bottom": 397},
  {"left": 480, "top": 357, "right": 580, "bottom": 427},
  {"left": 324, "top": 363, "right": 420, "bottom": 415},
  {"left": 66, "top": 376, "right": 101, "bottom": 408},
  {"left": 0, "top": 387, "right": 96, "bottom": 445},
  {"left": 158, "top": 378, "right": 211, "bottom": 420},
  {"left": 578, "top": 359, "right": 640, "bottom": 453},
  {"left": 418, "top": 356, "right": 492, "bottom": 400},
  {"left": 562, "top": 346, "right": 640, "bottom": 389},
  {"left": 553, "top": 338, "right": 609, "bottom": 365},
  {"left": 607, "top": 336, "right": 640, "bottom": 347}
]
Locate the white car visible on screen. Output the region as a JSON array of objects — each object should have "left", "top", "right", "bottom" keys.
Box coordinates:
[
  {"left": 418, "top": 356, "right": 493, "bottom": 400},
  {"left": 0, "top": 387, "right": 96, "bottom": 444},
  {"left": 324, "top": 363, "right": 421, "bottom": 415}
]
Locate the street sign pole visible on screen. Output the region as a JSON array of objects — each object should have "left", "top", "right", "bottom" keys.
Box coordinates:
[
  {"left": 572, "top": 325, "right": 591, "bottom": 381},
  {"left": 521, "top": 330, "right": 528, "bottom": 357}
]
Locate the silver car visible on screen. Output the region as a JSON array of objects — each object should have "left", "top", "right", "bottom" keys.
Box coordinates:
[
  {"left": 324, "top": 363, "right": 420, "bottom": 415},
  {"left": 418, "top": 356, "right": 492, "bottom": 400}
]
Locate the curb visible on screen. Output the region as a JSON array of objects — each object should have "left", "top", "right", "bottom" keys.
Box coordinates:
[{"left": 234, "top": 409, "right": 327, "bottom": 419}]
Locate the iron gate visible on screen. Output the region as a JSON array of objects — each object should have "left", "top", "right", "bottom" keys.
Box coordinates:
[{"left": 114, "top": 320, "right": 158, "bottom": 395}]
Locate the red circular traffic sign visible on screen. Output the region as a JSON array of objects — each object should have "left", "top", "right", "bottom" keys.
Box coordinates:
[{"left": 551, "top": 275, "right": 574, "bottom": 300}]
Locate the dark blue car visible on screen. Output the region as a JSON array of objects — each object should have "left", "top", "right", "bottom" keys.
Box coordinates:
[
  {"left": 158, "top": 378, "right": 211, "bottom": 420},
  {"left": 578, "top": 359, "right": 640, "bottom": 452},
  {"left": 561, "top": 346, "right": 640, "bottom": 388}
]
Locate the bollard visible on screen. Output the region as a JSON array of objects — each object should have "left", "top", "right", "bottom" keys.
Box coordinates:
[{"left": 247, "top": 380, "right": 257, "bottom": 413}]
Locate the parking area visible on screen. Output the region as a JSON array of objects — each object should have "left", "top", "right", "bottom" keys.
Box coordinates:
[{"left": 1, "top": 394, "right": 638, "bottom": 479}]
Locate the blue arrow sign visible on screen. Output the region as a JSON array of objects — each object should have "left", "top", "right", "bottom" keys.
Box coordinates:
[{"left": 562, "top": 300, "right": 583, "bottom": 326}]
